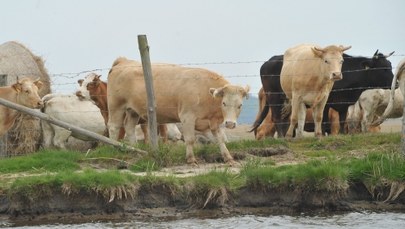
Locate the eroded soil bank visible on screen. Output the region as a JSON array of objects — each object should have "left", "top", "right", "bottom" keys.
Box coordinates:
[{"left": 1, "top": 181, "right": 405, "bottom": 226}]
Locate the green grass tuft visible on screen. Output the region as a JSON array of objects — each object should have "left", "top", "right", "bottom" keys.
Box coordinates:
[{"left": 0, "top": 149, "right": 81, "bottom": 174}]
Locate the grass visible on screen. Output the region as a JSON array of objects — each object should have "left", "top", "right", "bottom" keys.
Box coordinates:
[
  {"left": 0, "top": 132, "right": 404, "bottom": 203},
  {"left": 0, "top": 149, "right": 82, "bottom": 173}
]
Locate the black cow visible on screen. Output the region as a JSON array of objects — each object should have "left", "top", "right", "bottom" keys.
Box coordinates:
[{"left": 251, "top": 50, "right": 394, "bottom": 136}]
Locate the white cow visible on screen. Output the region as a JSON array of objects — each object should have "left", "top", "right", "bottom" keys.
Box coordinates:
[
  {"left": 347, "top": 88, "right": 401, "bottom": 133},
  {"left": 41, "top": 94, "right": 105, "bottom": 149},
  {"left": 373, "top": 58, "right": 405, "bottom": 126}
]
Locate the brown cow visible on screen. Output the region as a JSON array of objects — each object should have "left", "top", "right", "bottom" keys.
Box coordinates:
[
  {"left": 107, "top": 57, "right": 249, "bottom": 165},
  {"left": 280, "top": 44, "right": 351, "bottom": 138},
  {"left": 0, "top": 77, "right": 43, "bottom": 137},
  {"left": 254, "top": 88, "right": 275, "bottom": 140},
  {"left": 254, "top": 88, "right": 340, "bottom": 140}
]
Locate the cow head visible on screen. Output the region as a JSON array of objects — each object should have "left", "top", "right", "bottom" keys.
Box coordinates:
[
  {"left": 209, "top": 84, "right": 250, "bottom": 129},
  {"left": 312, "top": 45, "right": 351, "bottom": 81},
  {"left": 13, "top": 77, "right": 44, "bottom": 109},
  {"left": 76, "top": 73, "right": 101, "bottom": 100},
  {"left": 360, "top": 50, "right": 395, "bottom": 89}
]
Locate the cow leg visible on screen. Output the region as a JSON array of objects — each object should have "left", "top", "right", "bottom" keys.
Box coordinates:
[
  {"left": 41, "top": 121, "right": 54, "bottom": 148},
  {"left": 296, "top": 103, "right": 307, "bottom": 137},
  {"left": 338, "top": 111, "right": 347, "bottom": 134},
  {"left": 140, "top": 124, "right": 148, "bottom": 143},
  {"left": 108, "top": 107, "right": 126, "bottom": 142},
  {"left": 361, "top": 108, "right": 370, "bottom": 133},
  {"left": 270, "top": 96, "right": 289, "bottom": 137},
  {"left": 286, "top": 97, "right": 299, "bottom": 138},
  {"left": 211, "top": 128, "right": 235, "bottom": 165},
  {"left": 123, "top": 110, "right": 141, "bottom": 144},
  {"left": 313, "top": 99, "right": 328, "bottom": 138},
  {"left": 53, "top": 125, "right": 71, "bottom": 149},
  {"left": 158, "top": 124, "right": 168, "bottom": 143},
  {"left": 180, "top": 115, "right": 197, "bottom": 165},
  {"left": 329, "top": 108, "right": 340, "bottom": 135},
  {"left": 256, "top": 113, "right": 276, "bottom": 140}
]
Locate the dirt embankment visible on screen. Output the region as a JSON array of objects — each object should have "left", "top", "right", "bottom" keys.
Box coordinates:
[{"left": 1, "top": 180, "right": 405, "bottom": 225}]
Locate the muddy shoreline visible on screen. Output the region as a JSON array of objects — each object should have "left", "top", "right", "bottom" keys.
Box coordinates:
[{"left": 1, "top": 181, "right": 405, "bottom": 226}]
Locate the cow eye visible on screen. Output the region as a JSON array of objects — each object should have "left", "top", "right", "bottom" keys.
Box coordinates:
[
  {"left": 25, "top": 90, "right": 30, "bottom": 94},
  {"left": 238, "top": 104, "right": 242, "bottom": 109},
  {"left": 324, "top": 60, "right": 329, "bottom": 64},
  {"left": 222, "top": 102, "right": 226, "bottom": 107}
]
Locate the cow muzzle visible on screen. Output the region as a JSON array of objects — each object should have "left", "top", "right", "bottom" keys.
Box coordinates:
[
  {"left": 75, "top": 91, "right": 85, "bottom": 100},
  {"left": 36, "top": 100, "right": 44, "bottom": 109},
  {"left": 331, "top": 72, "right": 343, "bottom": 81},
  {"left": 224, "top": 121, "right": 236, "bottom": 129}
]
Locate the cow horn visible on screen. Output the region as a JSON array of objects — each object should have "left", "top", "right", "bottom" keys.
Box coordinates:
[
  {"left": 373, "top": 49, "right": 379, "bottom": 57},
  {"left": 384, "top": 51, "right": 395, "bottom": 58},
  {"left": 340, "top": 45, "right": 352, "bottom": 52}
]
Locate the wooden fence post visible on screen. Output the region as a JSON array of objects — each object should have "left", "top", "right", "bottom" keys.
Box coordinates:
[
  {"left": 0, "top": 74, "right": 8, "bottom": 157},
  {"left": 138, "top": 35, "right": 158, "bottom": 151}
]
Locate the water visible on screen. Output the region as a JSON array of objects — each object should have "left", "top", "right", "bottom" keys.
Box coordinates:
[{"left": 1, "top": 212, "right": 405, "bottom": 228}]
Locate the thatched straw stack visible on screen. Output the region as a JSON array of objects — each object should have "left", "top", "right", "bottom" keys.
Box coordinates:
[{"left": 0, "top": 41, "right": 52, "bottom": 156}]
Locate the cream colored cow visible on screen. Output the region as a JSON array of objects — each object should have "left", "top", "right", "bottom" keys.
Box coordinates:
[
  {"left": 107, "top": 57, "right": 249, "bottom": 165},
  {"left": 280, "top": 44, "right": 350, "bottom": 138},
  {"left": 0, "top": 77, "right": 43, "bottom": 137}
]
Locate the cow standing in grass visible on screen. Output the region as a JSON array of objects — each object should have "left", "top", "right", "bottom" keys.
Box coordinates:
[
  {"left": 107, "top": 57, "right": 250, "bottom": 165},
  {"left": 280, "top": 44, "right": 351, "bottom": 138}
]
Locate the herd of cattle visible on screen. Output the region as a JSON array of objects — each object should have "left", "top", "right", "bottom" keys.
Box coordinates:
[{"left": 0, "top": 43, "right": 404, "bottom": 165}]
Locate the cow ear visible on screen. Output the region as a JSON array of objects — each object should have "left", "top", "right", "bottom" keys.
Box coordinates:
[
  {"left": 12, "top": 82, "right": 22, "bottom": 92},
  {"left": 340, "top": 45, "right": 351, "bottom": 52},
  {"left": 78, "top": 79, "right": 84, "bottom": 86},
  {"left": 240, "top": 85, "right": 250, "bottom": 99},
  {"left": 311, "top": 46, "right": 324, "bottom": 57},
  {"left": 92, "top": 77, "right": 101, "bottom": 86},
  {"left": 209, "top": 87, "right": 224, "bottom": 98},
  {"left": 34, "top": 78, "right": 43, "bottom": 89}
]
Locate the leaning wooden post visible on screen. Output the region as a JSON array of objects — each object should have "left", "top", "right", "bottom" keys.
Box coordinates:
[
  {"left": 0, "top": 98, "right": 148, "bottom": 155},
  {"left": 0, "top": 74, "right": 8, "bottom": 157},
  {"left": 138, "top": 35, "right": 158, "bottom": 151}
]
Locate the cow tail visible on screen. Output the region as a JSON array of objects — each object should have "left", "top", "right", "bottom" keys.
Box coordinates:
[
  {"left": 281, "top": 100, "right": 291, "bottom": 120},
  {"left": 249, "top": 101, "right": 270, "bottom": 133},
  {"left": 372, "top": 70, "right": 398, "bottom": 126}
]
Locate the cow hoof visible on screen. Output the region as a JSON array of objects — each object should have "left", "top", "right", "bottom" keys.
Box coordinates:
[
  {"left": 226, "top": 159, "right": 239, "bottom": 167},
  {"left": 187, "top": 158, "right": 198, "bottom": 167},
  {"left": 315, "top": 133, "right": 323, "bottom": 139}
]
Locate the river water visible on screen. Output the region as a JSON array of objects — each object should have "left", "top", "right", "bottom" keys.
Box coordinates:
[{"left": 1, "top": 211, "right": 405, "bottom": 228}]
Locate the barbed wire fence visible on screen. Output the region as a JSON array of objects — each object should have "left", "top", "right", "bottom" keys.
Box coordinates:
[{"left": 1, "top": 53, "right": 405, "bottom": 157}]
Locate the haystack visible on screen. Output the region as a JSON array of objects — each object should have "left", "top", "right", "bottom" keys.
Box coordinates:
[{"left": 0, "top": 41, "right": 52, "bottom": 156}]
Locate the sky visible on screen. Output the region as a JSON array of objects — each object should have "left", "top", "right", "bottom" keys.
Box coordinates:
[{"left": 2, "top": 0, "right": 405, "bottom": 95}]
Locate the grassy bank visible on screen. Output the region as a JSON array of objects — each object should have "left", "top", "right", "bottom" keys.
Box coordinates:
[{"left": 1, "top": 133, "right": 405, "bottom": 208}]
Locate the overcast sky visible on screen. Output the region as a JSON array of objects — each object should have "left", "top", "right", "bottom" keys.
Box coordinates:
[{"left": 2, "top": 0, "right": 404, "bottom": 94}]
